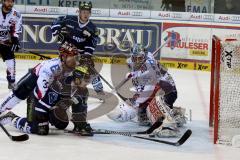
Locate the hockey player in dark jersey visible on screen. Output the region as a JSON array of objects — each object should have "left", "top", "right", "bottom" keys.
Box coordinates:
[
  {"left": 0, "top": 66, "right": 94, "bottom": 136},
  {"left": 51, "top": 1, "right": 97, "bottom": 55},
  {"left": 0, "top": 0, "right": 22, "bottom": 89},
  {"left": 51, "top": 2, "right": 105, "bottom": 99}
]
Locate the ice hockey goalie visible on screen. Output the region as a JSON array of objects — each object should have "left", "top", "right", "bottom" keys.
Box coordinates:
[{"left": 107, "top": 43, "right": 187, "bottom": 138}]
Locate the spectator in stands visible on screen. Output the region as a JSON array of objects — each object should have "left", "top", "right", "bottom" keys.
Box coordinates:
[
  {"left": 161, "top": 0, "right": 185, "bottom": 12},
  {"left": 215, "top": 0, "right": 240, "bottom": 14}
]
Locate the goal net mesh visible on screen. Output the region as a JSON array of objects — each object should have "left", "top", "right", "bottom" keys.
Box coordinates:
[{"left": 215, "top": 39, "right": 240, "bottom": 145}]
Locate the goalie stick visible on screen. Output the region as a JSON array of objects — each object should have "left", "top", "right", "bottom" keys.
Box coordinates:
[
  {"left": 133, "top": 129, "right": 192, "bottom": 146},
  {"left": 93, "top": 117, "right": 163, "bottom": 135},
  {"left": 87, "top": 121, "right": 191, "bottom": 146},
  {"left": 0, "top": 123, "right": 29, "bottom": 142},
  {"left": 66, "top": 118, "right": 163, "bottom": 135}
]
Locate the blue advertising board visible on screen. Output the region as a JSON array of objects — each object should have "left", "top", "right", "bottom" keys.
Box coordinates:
[{"left": 20, "top": 16, "right": 161, "bottom": 58}]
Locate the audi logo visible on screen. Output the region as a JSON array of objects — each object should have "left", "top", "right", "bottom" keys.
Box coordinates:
[
  {"left": 203, "top": 15, "right": 214, "bottom": 20},
  {"left": 171, "top": 13, "right": 182, "bottom": 19},
  {"left": 132, "top": 11, "right": 143, "bottom": 17},
  {"left": 48, "top": 8, "right": 60, "bottom": 13},
  {"left": 92, "top": 10, "right": 102, "bottom": 15},
  {"left": 231, "top": 16, "right": 240, "bottom": 22}
]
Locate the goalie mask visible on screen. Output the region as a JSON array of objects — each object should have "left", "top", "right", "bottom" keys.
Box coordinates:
[{"left": 130, "top": 44, "right": 147, "bottom": 70}]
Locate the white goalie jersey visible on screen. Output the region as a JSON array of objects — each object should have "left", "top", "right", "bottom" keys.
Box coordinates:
[
  {"left": 108, "top": 52, "right": 177, "bottom": 123},
  {"left": 126, "top": 52, "right": 162, "bottom": 109}
]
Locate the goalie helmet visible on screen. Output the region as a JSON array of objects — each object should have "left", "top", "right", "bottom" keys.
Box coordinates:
[
  {"left": 130, "top": 44, "right": 147, "bottom": 70},
  {"left": 79, "top": 1, "right": 92, "bottom": 11}
]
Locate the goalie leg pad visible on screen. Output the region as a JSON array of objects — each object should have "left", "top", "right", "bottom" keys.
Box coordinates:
[
  {"left": 137, "top": 107, "right": 151, "bottom": 126},
  {"left": 146, "top": 96, "right": 165, "bottom": 124},
  {"left": 153, "top": 126, "right": 181, "bottom": 138},
  {"left": 172, "top": 106, "right": 187, "bottom": 127}
]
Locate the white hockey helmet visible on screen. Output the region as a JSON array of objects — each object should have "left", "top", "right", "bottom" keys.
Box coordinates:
[{"left": 130, "top": 44, "right": 147, "bottom": 69}]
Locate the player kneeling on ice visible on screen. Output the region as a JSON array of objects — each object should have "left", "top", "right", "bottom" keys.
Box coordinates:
[
  {"left": 107, "top": 44, "right": 187, "bottom": 138},
  {"left": 0, "top": 66, "right": 94, "bottom": 136},
  {"left": 0, "top": 41, "right": 80, "bottom": 116}
]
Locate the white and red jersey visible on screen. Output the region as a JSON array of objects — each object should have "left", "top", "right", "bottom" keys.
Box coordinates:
[
  {"left": 0, "top": 5, "right": 22, "bottom": 42},
  {"left": 33, "top": 58, "right": 66, "bottom": 100},
  {"left": 127, "top": 52, "right": 161, "bottom": 108},
  {"left": 127, "top": 52, "right": 176, "bottom": 108}
]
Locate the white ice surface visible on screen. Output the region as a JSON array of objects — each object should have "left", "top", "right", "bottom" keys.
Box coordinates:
[{"left": 0, "top": 60, "right": 239, "bottom": 160}]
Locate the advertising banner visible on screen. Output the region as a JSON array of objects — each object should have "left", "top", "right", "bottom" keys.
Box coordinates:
[
  {"left": 161, "top": 23, "right": 211, "bottom": 61},
  {"left": 161, "top": 22, "right": 240, "bottom": 63},
  {"left": 25, "top": 5, "right": 68, "bottom": 15},
  {"left": 185, "top": 0, "right": 210, "bottom": 13},
  {"left": 20, "top": 16, "right": 161, "bottom": 56},
  {"left": 110, "top": 9, "right": 151, "bottom": 19},
  {"left": 67, "top": 8, "right": 110, "bottom": 17}
]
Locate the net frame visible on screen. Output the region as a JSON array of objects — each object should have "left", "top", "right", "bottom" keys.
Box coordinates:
[{"left": 210, "top": 35, "right": 240, "bottom": 144}]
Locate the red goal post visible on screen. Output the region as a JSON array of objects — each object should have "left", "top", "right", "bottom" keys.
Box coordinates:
[{"left": 210, "top": 35, "right": 240, "bottom": 145}]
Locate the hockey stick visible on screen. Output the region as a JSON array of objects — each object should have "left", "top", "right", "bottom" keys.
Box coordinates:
[
  {"left": 0, "top": 42, "right": 52, "bottom": 60},
  {"left": 0, "top": 123, "right": 29, "bottom": 142},
  {"left": 92, "top": 122, "right": 192, "bottom": 146},
  {"left": 133, "top": 129, "right": 192, "bottom": 146},
  {"left": 93, "top": 118, "right": 163, "bottom": 135},
  {"left": 152, "top": 37, "right": 172, "bottom": 57},
  {"left": 21, "top": 49, "right": 54, "bottom": 60}
]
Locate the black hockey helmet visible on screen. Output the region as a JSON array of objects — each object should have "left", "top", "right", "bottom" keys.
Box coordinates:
[
  {"left": 73, "top": 66, "right": 91, "bottom": 81},
  {"left": 79, "top": 1, "right": 92, "bottom": 11}
]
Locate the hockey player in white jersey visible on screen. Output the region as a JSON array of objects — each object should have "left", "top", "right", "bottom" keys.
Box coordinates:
[
  {"left": 108, "top": 44, "right": 186, "bottom": 137},
  {"left": 0, "top": 66, "right": 94, "bottom": 136},
  {"left": 0, "top": 41, "right": 80, "bottom": 115},
  {"left": 0, "top": 0, "right": 22, "bottom": 89}
]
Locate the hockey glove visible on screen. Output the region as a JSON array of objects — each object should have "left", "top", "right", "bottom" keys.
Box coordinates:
[
  {"left": 11, "top": 37, "right": 20, "bottom": 52},
  {"left": 58, "top": 27, "right": 70, "bottom": 42}
]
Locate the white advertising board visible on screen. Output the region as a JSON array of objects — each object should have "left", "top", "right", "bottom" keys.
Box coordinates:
[
  {"left": 110, "top": 9, "right": 151, "bottom": 19},
  {"left": 161, "top": 24, "right": 211, "bottom": 61}
]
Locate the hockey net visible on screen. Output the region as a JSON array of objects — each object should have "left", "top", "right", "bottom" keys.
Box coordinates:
[{"left": 210, "top": 35, "right": 240, "bottom": 145}]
